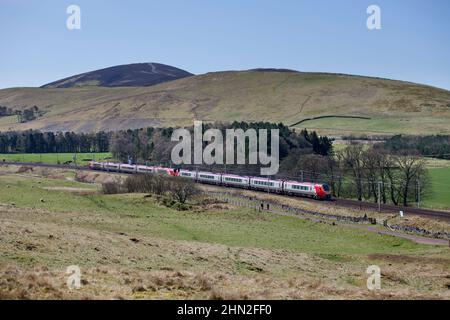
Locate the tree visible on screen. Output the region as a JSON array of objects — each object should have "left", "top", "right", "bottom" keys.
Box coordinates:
[
  {"left": 168, "top": 177, "right": 200, "bottom": 204},
  {"left": 342, "top": 144, "right": 365, "bottom": 201},
  {"left": 394, "top": 153, "right": 428, "bottom": 206}
]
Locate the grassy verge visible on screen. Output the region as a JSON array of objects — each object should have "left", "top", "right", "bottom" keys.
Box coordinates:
[{"left": 0, "top": 152, "right": 112, "bottom": 166}]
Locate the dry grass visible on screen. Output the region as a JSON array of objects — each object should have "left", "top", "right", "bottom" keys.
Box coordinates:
[
  {"left": 200, "top": 185, "right": 450, "bottom": 234},
  {"left": 1, "top": 167, "right": 450, "bottom": 300},
  {"left": 1, "top": 199, "right": 449, "bottom": 300},
  {"left": 1, "top": 71, "right": 449, "bottom": 135}
]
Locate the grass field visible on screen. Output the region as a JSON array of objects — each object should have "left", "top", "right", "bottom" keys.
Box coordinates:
[
  {"left": 424, "top": 167, "right": 450, "bottom": 210},
  {"left": 0, "top": 167, "right": 449, "bottom": 299},
  {"left": 293, "top": 116, "right": 450, "bottom": 136},
  {"left": 0, "top": 153, "right": 112, "bottom": 166}
]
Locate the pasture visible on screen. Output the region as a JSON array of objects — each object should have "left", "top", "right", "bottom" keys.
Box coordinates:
[
  {"left": 0, "top": 152, "right": 112, "bottom": 166},
  {"left": 0, "top": 167, "right": 449, "bottom": 299},
  {"left": 425, "top": 167, "right": 450, "bottom": 210}
]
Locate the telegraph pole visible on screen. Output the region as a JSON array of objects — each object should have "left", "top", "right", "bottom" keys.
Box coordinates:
[
  {"left": 417, "top": 180, "right": 420, "bottom": 209},
  {"left": 377, "top": 181, "right": 382, "bottom": 212}
]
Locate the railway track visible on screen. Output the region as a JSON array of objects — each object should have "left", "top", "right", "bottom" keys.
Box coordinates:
[
  {"left": 334, "top": 198, "right": 450, "bottom": 221},
  {"left": 2, "top": 161, "right": 450, "bottom": 221}
]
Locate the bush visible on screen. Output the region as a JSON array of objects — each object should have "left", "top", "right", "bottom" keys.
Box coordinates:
[
  {"left": 123, "top": 174, "right": 200, "bottom": 204},
  {"left": 167, "top": 177, "right": 200, "bottom": 204},
  {"left": 101, "top": 181, "right": 125, "bottom": 194},
  {"left": 123, "top": 174, "right": 169, "bottom": 195}
]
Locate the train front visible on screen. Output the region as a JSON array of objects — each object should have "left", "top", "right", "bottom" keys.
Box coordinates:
[{"left": 314, "top": 183, "right": 332, "bottom": 200}]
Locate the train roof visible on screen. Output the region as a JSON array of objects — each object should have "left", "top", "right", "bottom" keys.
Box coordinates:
[
  {"left": 284, "top": 181, "right": 321, "bottom": 186},
  {"left": 222, "top": 173, "right": 250, "bottom": 178},
  {"left": 197, "top": 171, "right": 221, "bottom": 175},
  {"left": 250, "top": 176, "right": 283, "bottom": 182}
]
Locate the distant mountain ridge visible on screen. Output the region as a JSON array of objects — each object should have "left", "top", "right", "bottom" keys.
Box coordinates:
[
  {"left": 41, "top": 63, "right": 193, "bottom": 88},
  {"left": 1, "top": 66, "right": 450, "bottom": 136}
]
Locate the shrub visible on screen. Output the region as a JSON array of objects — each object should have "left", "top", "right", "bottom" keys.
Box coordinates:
[
  {"left": 115, "top": 174, "right": 200, "bottom": 204},
  {"left": 101, "top": 181, "right": 125, "bottom": 194}
]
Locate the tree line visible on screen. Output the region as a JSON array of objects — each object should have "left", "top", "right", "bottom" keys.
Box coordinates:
[
  {"left": 379, "top": 135, "right": 450, "bottom": 159},
  {"left": 0, "top": 105, "right": 41, "bottom": 123},
  {"left": 281, "top": 144, "right": 429, "bottom": 207},
  {"left": 108, "top": 122, "right": 333, "bottom": 167},
  {"left": 0, "top": 123, "right": 429, "bottom": 207},
  {"left": 0, "top": 122, "right": 332, "bottom": 161},
  {"left": 0, "top": 130, "right": 110, "bottom": 154}
]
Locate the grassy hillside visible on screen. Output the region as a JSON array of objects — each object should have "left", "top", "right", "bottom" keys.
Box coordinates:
[
  {"left": 0, "top": 70, "right": 449, "bottom": 135},
  {"left": 41, "top": 63, "right": 193, "bottom": 88},
  {"left": 1, "top": 169, "right": 449, "bottom": 299}
]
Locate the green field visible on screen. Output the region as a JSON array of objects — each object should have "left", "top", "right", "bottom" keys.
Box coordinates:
[
  {"left": 0, "top": 170, "right": 449, "bottom": 299},
  {"left": 0, "top": 173, "right": 423, "bottom": 255},
  {"left": 294, "top": 116, "right": 450, "bottom": 136},
  {"left": 0, "top": 152, "right": 112, "bottom": 166},
  {"left": 424, "top": 167, "right": 450, "bottom": 209}
]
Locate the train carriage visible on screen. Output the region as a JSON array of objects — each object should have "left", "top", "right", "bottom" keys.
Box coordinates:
[
  {"left": 250, "top": 177, "right": 283, "bottom": 192},
  {"left": 136, "top": 165, "right": 154, "bottom": 174},
  {"left": 283, "top": 181, "right": 331, "bottom": 200},
  {"left": 119, "top": 164, "right": 137, "bottom": 173},
  {"left": 103, "top": 162, "right": 120, "bottom": 172},
  {"left": 89, "top": 161, "right": 103, "bottom": 170},
  {"left": 283, "top": 181, "right": 315, "bottom": 196},
  {"left": 179, "top": 170, "right": 197, "bottom": 179},
  {"left": 221, "top": 174, "right": 250, "bottom": 188},
  {"left": 196, "top": 172, "right": 221, "bottom": 184}
]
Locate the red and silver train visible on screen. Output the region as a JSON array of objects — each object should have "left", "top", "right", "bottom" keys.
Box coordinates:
[{"left": 89, "top": 162, "right": 331, "bottom": 200}]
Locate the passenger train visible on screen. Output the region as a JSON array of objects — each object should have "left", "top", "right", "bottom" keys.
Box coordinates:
[{"left": 89, "top": 161, "right": 332, "bottom": 200}]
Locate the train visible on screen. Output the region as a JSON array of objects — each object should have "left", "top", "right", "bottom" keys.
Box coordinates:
[{"left": 89, "top": 161, "right": 332, "bottom": 200}]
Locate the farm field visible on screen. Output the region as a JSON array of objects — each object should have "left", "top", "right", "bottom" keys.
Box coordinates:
[
  {"left": 0, "top": 153, "right": 112, "bottom": 166},
  {"left": 424, "top": 167, "right": 450, "bottom": 210},
  {"left": 0, "top": 166, "right": 449, "bottom": 299}
]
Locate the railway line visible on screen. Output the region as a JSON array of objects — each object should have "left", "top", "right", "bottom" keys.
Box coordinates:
[{"left": 2, "top": 160, "right": 450, "bottom": 221}]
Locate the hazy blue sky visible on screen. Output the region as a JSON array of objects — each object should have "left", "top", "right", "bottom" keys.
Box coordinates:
[{"left": 1, "top": 0, "right": 449, "bottom": 90}]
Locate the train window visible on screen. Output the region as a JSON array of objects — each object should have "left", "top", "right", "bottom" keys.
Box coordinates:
[
  {"left": 323, "top": 184, "right": 330, "bottom": 191},
  {"left": 254, "top": 180, "right": 274, "bottom": 187}
]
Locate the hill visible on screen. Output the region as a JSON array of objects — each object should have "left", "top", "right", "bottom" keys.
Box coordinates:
[
  {"left": 41, "top": 63, "right": 193, "bottom": 88},
  {"left": 1, "top": 69, "right": 450, "bottom": 135}
]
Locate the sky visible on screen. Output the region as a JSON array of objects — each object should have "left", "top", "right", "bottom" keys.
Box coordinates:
[{"left": 1, "top": 0, "right": 449, "bottom": 90}]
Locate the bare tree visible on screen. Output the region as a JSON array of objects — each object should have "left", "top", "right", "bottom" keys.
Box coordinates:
[
  {"left": 110, "top": 131, "right": 134, "bottom": 162},
  {"left": 394, "top": 154, "right": 428, "bottom": 206},
  {"left": 362, "top": 148, "right": 379, "bottom": 202},
  {"left": 168, "top": 177, "right": 200, "bottom": 204},
  {"left": 342, "top": 144, "right": 365, "bottom": 201}
]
